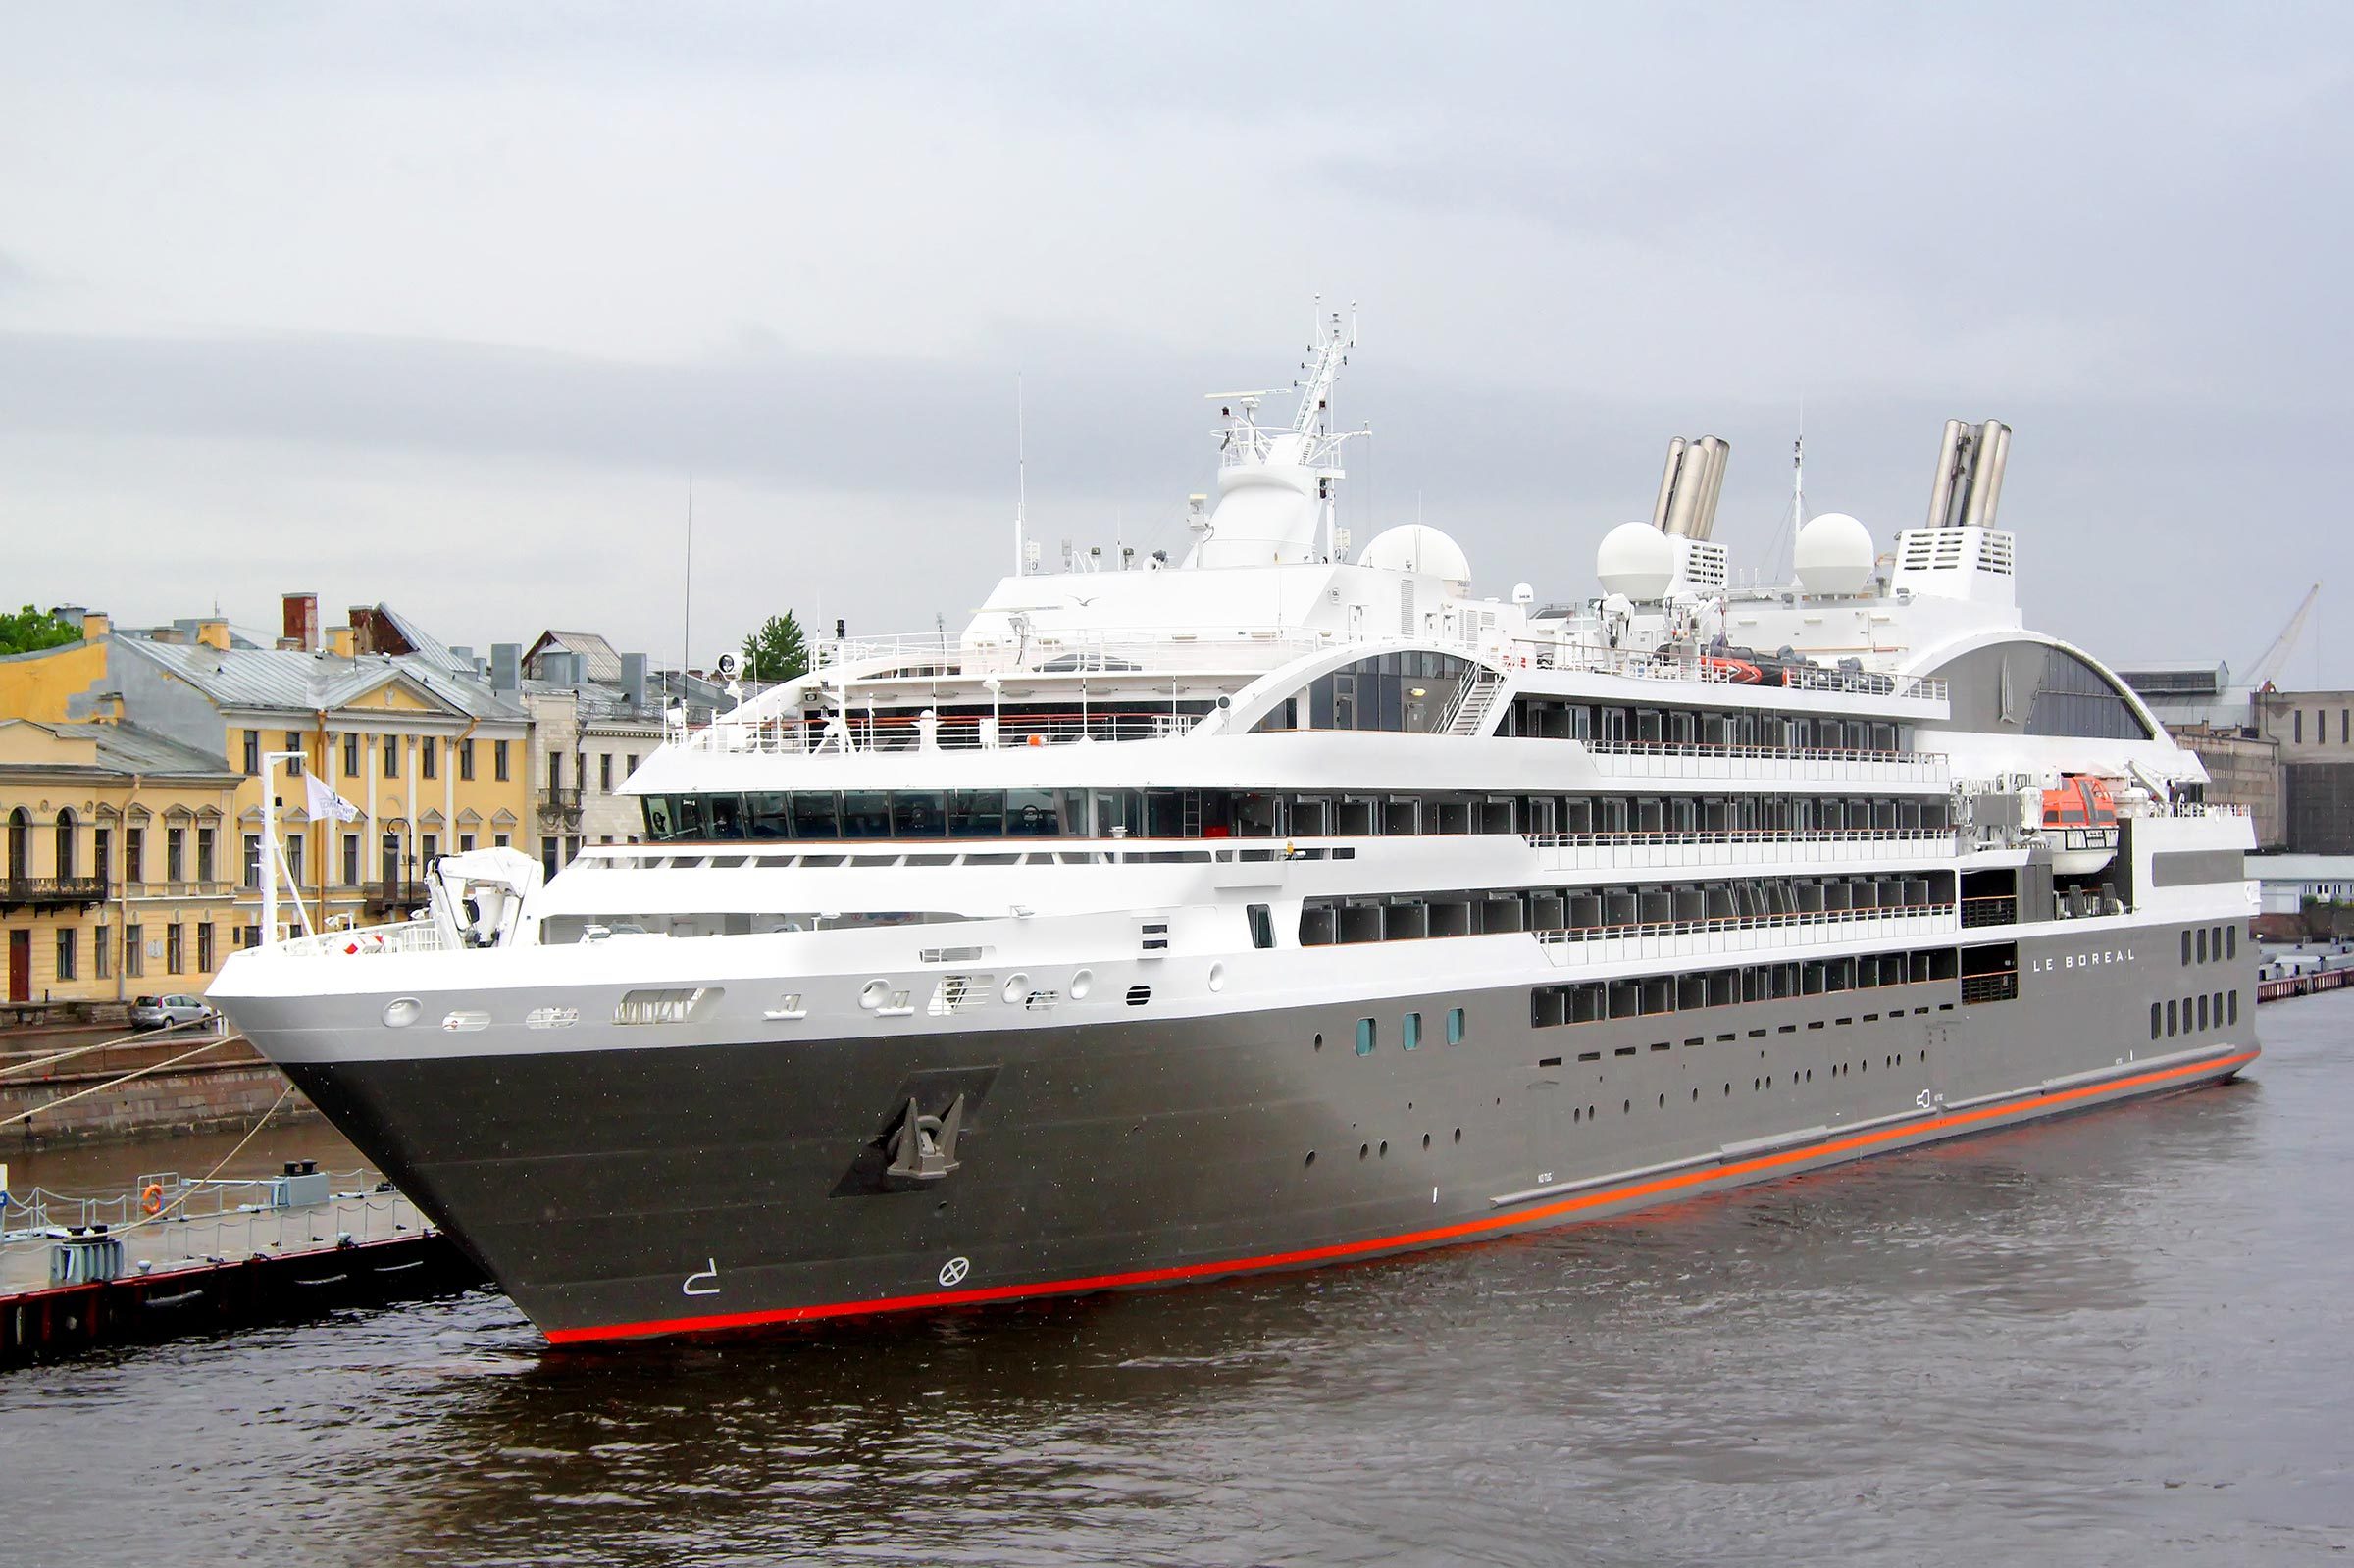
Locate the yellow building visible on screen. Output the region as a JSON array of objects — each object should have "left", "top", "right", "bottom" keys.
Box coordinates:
[
  {"left": 1, "top": 718, "right": 243, "bottom": 1004},
  {"left": 2, "top": 599, "right": 532, "bottom": 959}
]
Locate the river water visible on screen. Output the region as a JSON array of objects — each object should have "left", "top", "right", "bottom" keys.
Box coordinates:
[{"left": 2, "top": 996, "right": 2348, "bottom": 1567}]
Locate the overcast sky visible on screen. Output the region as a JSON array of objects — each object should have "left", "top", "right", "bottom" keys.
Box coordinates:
[{"left": 4, "top": 4, "right": 2348, "bottom": 683}]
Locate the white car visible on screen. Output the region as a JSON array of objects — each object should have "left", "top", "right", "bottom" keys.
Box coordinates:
[{"left": 130, "top": 993, "right": 217, "bottom": 1032}]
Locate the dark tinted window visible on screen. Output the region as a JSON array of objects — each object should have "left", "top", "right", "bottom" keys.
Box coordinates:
[{"left": 2026, "top": 648, "right": 2150, "bottom": 739}]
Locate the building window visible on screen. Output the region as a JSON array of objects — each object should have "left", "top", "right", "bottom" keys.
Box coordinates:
[
  {"left": 342, "top": 733, "right": 360, "bottom": 777},
  {"left": 495, "top": 740, "right": 511, "bottom": 782},
  {"left": 547, "top": 751, "right": 564, "bottom": 790},
  {"left": 56, "top": 929, "right": 76, "bottom": 982},
  {"left": 541, "top": 835, "right": 560, "bottom": 880},
  {"left": 94, "top": 827, "right": 110, "bottom": 887},
  {"left": 198, "top": 922, "right": 214, "bottom": 973},
  {"left": 242, "top": 924, "right": 260, "bottom": 949},
  {"left": 54, "top": 812, "right": 75, "bottom": 878},
  {"left": 125, "top": 923, "right": 144, "bottom": 978},
  {"left": 196, "top": 827, "right": 215, "bottom": 884},
  {"left": 421, "top": 833, "right": 438, "bottom": 868},
  {"left": 626, "top": 753, "right": 639, "bottom": 775},
  {"left": 600, "top": 753, "right": 613, "bottom": 792},
  {"left": 242, "top": 730, "right": 260, "bottom": 775},
  {"left": 125, "top": 828, "right": 143, "bottom": 885},
  {"left": 493, "top": 833, "right": 510, "bottom": 849},
  {"left": 285, "top": 732, "right": 303, "bottom": 776},
  {"left": 421, "top": 737, "right": 437, "bottom": 779},
  {"left": 384, "top": 734, "right": 399, "bottom": 778},
  {"left": 167, "top": 923, "right": 184, "bottom": 975},
  {"left": 167, "top": 827, "right": 185, "bottom": 884},
  {"left": 341, "top": 833, "right": 360, "bottom": 886},
  {"left": 285, "top": 835, "right": 304, "bottom": 887},
  {"left": 1403, "top": 1011, "right": 1422, "bottom": 1050},
  {"left": 459, "top": 739, "right": 475, "bottom": 781},
  {"left": 459, "top": 833, "right": 475, "bottom": 853},
  {"left": 381, "top": 833, "right": 399, "bottom": 886},
  {"left": 1356, "top": 1017, "right": 1376, "bottom": 1056},
  {"left": 243, "top": 833, "right": 262, "bottom": 889},
  {"left": 94, "top": 925, "right": 111, "bottom": 980},
  {"left": 1447, "top": 1006, "right": 1466, "bottom": 1045},
  {"left": 2295, "top": 711, "right": 2304, "bottom": 743}
]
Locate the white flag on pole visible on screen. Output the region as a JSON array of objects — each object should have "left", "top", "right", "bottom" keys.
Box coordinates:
[{"left": 305, "top": 773, "right": 362, "bottom": 824}]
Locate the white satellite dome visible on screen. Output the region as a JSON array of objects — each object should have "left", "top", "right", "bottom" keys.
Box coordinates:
[
  {"left": 1794, "top": 512, "right": 1875, "bottom": 596},
  {"left": 1358, "top": 524, "right": 1471, "bottom": 586},
  {"left": 1596, "top": 521, "right": 1675, "bottom": 601}
]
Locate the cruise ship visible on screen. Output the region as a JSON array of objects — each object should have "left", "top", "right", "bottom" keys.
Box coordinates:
[{"left": 210, "top": 316, "right": 2259, "bottom": 1345}]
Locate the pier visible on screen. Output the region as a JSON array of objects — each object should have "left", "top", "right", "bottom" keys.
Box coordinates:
[{"left": 1, "top": 1165, "right": 484, "bottom": 1368}]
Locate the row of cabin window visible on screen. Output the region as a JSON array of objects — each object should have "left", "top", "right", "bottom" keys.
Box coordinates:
[
  {"left": 1532, "top": 948, "right": 1964, "bottom": 1026},
  {"left": 2182, "top": 924, "right": 2241, "bottom": 965},
  {"left": 2152, "top": 990, "right": 2236, "bottom": 1037},
  {"left": 1355, "top": 1006, "right": 1468, "bottom": 1054},
  {"left": 1301, "top": 873, "right": 1952, "bottom": 947},
  {"left": 640, "top": 789, "right": 1952, "bottom": 844},
  {"left": 1503, "top": 700, "right": 1903, "bottom": 753},
  {"left": 238, "top": 730, "right": 512, "bottom": 783}
]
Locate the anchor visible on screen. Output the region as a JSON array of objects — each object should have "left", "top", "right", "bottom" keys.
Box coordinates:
[{"left": 884, "top": 1094, "right": 965, "bottom": 1184}]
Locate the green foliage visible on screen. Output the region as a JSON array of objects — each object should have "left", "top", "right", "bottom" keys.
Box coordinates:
[
  {"left": 739, "top": 612, "right": 810, "bottom": 683},
  {"left": 0, "top": 603, "right": 81, "bottom": 656}
]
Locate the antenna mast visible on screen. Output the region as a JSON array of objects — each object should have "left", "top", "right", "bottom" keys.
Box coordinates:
[
  {"left": 1014, "top": 375, "right": 1028, "bottom": 576},
  {"left": 681, "top": 475, "right": 694, "bottom": 681}
]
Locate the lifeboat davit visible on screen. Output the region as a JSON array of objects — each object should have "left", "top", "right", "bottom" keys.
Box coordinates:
[{"left": 2040, "top": 775, "right": 2120, "bottom": 876}]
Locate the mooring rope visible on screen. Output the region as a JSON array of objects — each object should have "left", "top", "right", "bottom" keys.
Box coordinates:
[
  {"left": 0, "top": 1036, "right": 240, "bottom": 1130},
  {"left": 0, "top": 1016, "right": 231, "bottom": 1081},
  {"left": 107, "top": 1084, "right": 301, "bottom": 1239}
]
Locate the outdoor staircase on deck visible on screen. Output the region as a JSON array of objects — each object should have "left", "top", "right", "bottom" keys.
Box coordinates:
[{"left": 1443, "top": 668, "right": 1507, "bottom": 736}]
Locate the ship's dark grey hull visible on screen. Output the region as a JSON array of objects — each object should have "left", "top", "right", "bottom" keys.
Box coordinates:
[{"left": 264, "top": 919, "right": 2256, "bottom": 1343}]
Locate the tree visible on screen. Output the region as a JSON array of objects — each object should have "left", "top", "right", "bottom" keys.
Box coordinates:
[
  {"left": 739, "top": 612, "right": 810, "bottom": 683},
  {"left": 0, "top": 604, "right": 81, "bottom": 656}
]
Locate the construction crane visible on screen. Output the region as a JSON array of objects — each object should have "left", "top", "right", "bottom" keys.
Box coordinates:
[{"left": 2243, "top": 582, "right": 2321, "bottom": 693}]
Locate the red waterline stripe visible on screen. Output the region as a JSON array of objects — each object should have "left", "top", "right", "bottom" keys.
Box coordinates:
[{"left": 545, "top": 1046, "right": 2259, "bottom": 1345}]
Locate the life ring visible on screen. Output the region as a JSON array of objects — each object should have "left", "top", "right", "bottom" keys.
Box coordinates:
[{"left": 140, "top": 1183, "right": 164, "bottom": 1216}]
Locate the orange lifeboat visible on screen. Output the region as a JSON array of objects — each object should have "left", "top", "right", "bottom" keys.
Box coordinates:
[{"left": 2040, "top": 775, "right": 2120, "bottom": 875}]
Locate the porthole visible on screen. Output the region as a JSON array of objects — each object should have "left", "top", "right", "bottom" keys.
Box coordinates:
[
  {"left": 1359, "top": 1143, "right": 1370, "bottom": 1160},
  {"left": 859, "top": 979, "right": 891, "bottom": 1012},
  {"left": 1422, "top": 1133, "right": 1431, "bottom": 1149},
  {"left": 1313, "top": 1033, "right": 1324, "bottom": 1051},
  {"left": 1069, "top": 968, "right": 1094, "bottom": 1000},
  {"left": 1453, "top": 1128, "right": 1462, "bottom": 1142},
  {"left": 1207, "top": 963, "right": 1226, "bottom": 993},
  {"left": 1378, "top": 1140, "right": 1388, "bottom": 1156},
  {"left": 383, "top": 997, "right": 422, "bottom": 1028},
  {"left": 1001, "top": 973, "right": 1031, "bottom": 1006},
  {"left": 1305, "top": 1150, "right": 1316, "bottom": 1168}
]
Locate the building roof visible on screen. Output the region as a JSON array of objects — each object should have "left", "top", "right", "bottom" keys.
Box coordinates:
[
  {"left": 0, "top": 719, "right": 242, "bottom": 780},
  {"left": 374, "top": 604, "right": 473, "bottom": 677},
  {"left": 526, "top": 630, "right": 624, "bottom": 683},
  {"left": 117, "top": 634, "right": 526, "bottom": 723},
  {"left": 2247, "top": 854, "right": 2354, "bottom": 881}
]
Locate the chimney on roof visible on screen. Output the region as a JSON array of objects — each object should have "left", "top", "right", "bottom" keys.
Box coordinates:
[
  {"left": 490, "top": 642, "right": 522, "bottom": 694},
  {"left": 450, "top": 645, "right": 474, "bottom": 671},
  {"left": 621, "top": 652, "right": 647, "bottom": 711},
  {"left": 282, "top": 591, "right": 321, "bottom": 653},
  {"left": 326, "top": 626, "right": 356, "bottom": 658},
  {"left": 50, "top": 604, "right": 85, "bottom": 634},
  {"left": 80, "top": 611, "right": 110, "bottom": 639},
  {"left": 196, "top": 617, "right": 230, "bottom": 652},
  {"left": 347, "top": 605, "right": 375, "bottom": 655}
]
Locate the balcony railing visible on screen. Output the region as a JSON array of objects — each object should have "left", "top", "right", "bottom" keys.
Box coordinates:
[
  {"left": 0, "top": 875, "right": 109, "bottom": 908},
  {"left": 364, "top": 881, "right": 433, "bottom": 913},
  {"left": 537, "top": 787, "right": 583, "bottom": 827}
]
